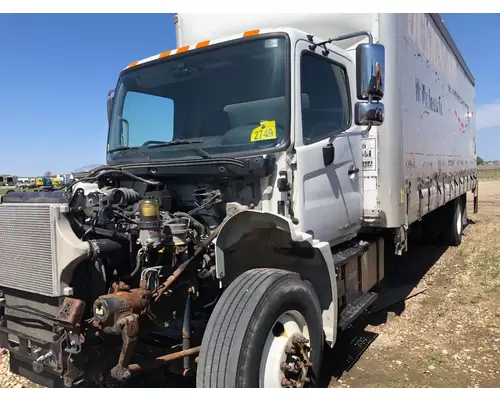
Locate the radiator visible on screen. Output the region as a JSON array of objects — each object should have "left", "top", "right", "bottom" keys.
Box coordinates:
[{"left": 0, "top": 203, "right": 91, "bottom": 297}]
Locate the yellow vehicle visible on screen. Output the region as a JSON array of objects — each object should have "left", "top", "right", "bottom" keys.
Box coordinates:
[
  {"left": 52, "top": 177, "right": 61, "bottom": 186},
  {"left": 35, "top": 177, "right": 52, "bottom": 186}
]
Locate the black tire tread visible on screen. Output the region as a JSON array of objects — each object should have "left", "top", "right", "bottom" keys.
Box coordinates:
[{"left": 196, "top": 268, "right": 305, "bottom": 388}]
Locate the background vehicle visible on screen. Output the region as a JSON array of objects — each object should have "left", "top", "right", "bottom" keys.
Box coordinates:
[
  {"left": 5, "top": 176, "right": 17, "bottom": 186},
  {"left": 0, "top": 13, "right": 477, "bottom": 388}
]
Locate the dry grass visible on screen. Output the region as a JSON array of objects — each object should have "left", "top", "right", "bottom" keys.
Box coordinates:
[
  {"left": 329, "top": 178, "right": 500, "bottom": 388},
  {"left": 478, "top": 167, "right": 500, "bottom": 181}
]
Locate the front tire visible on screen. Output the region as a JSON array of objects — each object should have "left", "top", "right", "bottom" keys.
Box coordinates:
[{"left": 196, "top": 268, "right": 323, "bottom": 388}]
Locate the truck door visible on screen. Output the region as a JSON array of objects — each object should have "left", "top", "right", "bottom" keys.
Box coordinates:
[{"left": 293, "top": 40, "right": 362, "bottom": 246}]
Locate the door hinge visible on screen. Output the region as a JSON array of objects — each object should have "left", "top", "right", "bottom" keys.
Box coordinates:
[{"left": 287, "top": 152, "right": 297, "bottom": 167}]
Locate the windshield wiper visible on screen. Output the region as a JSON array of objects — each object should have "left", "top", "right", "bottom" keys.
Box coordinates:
[
  {"left": 148, "top": 139, "right": 211, "bottom": 159},
  {"left": 107, "top": 146, "right": 140, "bottom": 154},
  {"left": 107, "top": 146, "right": 152, "bottom": 162}
]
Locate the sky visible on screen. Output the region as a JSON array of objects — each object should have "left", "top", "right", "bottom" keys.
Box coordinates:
[{"left": 0, "top": 13, "right": 499, "bottom": 176}]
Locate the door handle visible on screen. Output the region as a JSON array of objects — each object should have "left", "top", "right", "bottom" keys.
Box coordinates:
[{"left": 348, "top": 167, "right": 359, "bottom": 175}]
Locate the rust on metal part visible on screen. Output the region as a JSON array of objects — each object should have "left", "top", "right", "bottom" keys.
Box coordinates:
[
  {"left": 55, "top": 297, "right": 86, "bottom": 327},
  {"left": 127, "top": 346, "right": 201, "bottom": 374},
  {"left": 99, "top": 288, "right": 150, "bottom": 316},
  {"left": 154, "top": 224, "right": 223, "bottom": 301},
  {"left": 111, "top": 281, "right": 130, "bottom": 293},
  {"left": 110, "top": 314, "right": 140, "bottom": 381}
]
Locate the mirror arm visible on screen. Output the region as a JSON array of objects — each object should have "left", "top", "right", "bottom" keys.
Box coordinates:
[
  {"left": 327, "top": 123, "right": 372, "bottom": 144},
  {"left": 329, "top": 31, "right": 374, "bottom": 45},
  {"left": 310, "top": 31, "right": 374, "bottom": 51}
]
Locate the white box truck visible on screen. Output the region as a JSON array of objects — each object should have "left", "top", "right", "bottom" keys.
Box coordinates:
[{"left": 0, "top": 13, "right": 477, "bottom": 388}]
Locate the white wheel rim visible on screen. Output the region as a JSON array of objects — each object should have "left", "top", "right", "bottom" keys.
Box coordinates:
[
  {"left": 259, "top": 310, "right": 311, "bottom": 388},
  {"left": 456, "top": 206, "right": 462, "bottom": 235}
]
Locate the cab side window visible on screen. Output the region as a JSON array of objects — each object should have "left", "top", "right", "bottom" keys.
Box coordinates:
[{"left": 300, "top": 52, "right": 351, "bottom": 144}]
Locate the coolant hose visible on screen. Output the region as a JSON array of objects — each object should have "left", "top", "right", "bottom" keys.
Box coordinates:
[{"left": 90, "top": 239, "right": 122, "bottom": 257}]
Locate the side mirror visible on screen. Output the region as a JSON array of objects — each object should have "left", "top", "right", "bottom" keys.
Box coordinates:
[
  {"left": 355, "top": 42, "right": 385, "bottom": 128},
  {"left": 107, "top": 89, "right": 115, "bottom": 123},
  {"left": 355, "top": 102, "right": 385, "bottom": 126},
  {"left": 356, "top": 43, "right": 385, "bottom": 101}
]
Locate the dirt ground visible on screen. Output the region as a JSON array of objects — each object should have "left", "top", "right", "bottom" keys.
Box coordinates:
[
  {"left": 1, "top": 179, "right": 499, "bottom": 388},
  {"left": 327, "top": 179, "right": 500, "bottom": 388}
]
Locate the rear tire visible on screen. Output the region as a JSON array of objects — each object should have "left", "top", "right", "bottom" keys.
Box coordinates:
[
  {"left": 448, "top": 198, "right": 463, "bottom": 246},
  {"left": 196, "top": 268, "right": 323, "bottom": 388},
  {"left": 420, "top": 197, "right": 464, "bottom": 247}
]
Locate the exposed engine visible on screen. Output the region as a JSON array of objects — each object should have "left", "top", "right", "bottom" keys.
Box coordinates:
[{"left": 0, "top": 167, "right": 262, "bottom": 387}]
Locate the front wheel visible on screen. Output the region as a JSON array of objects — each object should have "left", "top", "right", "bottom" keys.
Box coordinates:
[{"left": 196, "top": 268, "right": 324, "bottom": 388}]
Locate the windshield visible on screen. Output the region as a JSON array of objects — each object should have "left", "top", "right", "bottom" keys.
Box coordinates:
[{"left": 107, "top": 35, "right": 289, "bottom": 162}]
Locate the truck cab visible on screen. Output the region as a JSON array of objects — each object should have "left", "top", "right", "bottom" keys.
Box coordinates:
[{"left": 107, "top": 20, "right": 385, "bottom": 248}]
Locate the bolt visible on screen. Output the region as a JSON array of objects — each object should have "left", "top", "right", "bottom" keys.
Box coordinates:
[
  {"left": 289, "top": 378, "right": 300, "bottom": 387},
  {"left": 280, "top": 362, "right": 291, "bottom": 371},
  {"left": 281, "top": 378, "right": 292, "bottom": 387},
  {"left": 293, "top": 336, "right": 309, "bottom": 345}
]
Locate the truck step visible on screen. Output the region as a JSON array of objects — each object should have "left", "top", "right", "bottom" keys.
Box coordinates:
[
  {"left": 339, "top": 291, "right": 378, "bottom": 331},
  {"left": 331, "top": 240, "right": 369, "bottom": 266}
]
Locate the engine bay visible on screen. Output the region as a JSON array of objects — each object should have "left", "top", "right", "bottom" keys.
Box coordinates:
[{"left": 0, "top": 166, "right": 265, "bottom": 386}]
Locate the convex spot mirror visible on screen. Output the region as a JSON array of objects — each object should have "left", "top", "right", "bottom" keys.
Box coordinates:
[{"left": 355, "top": 102, "right": 385, "bottom": 126}]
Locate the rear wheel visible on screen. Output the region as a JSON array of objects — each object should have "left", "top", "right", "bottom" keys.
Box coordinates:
[
  {"left": 196, "top": 268, "right": 323, "bottom": 388},
  {"left": 420, "top": 197, "right": 465, "bottom": 247},
  {"left": 448, "top": 197, "right": 463, "bottom": 246}
]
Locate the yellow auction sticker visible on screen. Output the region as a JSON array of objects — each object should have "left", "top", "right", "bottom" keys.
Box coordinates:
[{"left": 250, "top": 120, "right": 277, "bottom": 142}]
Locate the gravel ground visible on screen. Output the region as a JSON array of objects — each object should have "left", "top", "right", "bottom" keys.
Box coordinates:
[
  {"left": 1, "top": 178, "right": 499, "bottom": 388},
  {"left": 0, "top": 351, "right": 41, "bottom": 388}
]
